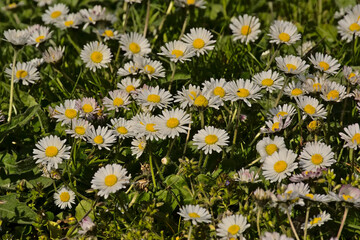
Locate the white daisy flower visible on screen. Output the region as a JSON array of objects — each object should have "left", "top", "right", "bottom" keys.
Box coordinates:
[
  {"left": 65, "top": 118, "right": 91, "bottom": 140},
  {"left": 256, "top": 136, "right": 286, "bottom": 161},
  {"left": 343, "top": 66, "right": 360, "bottom": 85},
  {"left": 174, "top": 85, "right": 223, "bottom": 109},
  {"left": 5, "top": 62, "right": 40, "bottom": 85},
  {"left": 79, "top": 5, "right": 107, "bottom": 29},
  {"left": 117, "top": 77, "right": 141, "bottom": 94},
  {"left": 202, "top": 78, "right": 228, "bottom": 99},
  {"left": 77, "top": 97, "right": 99, "bottom": 118},
  {"left": 234, "top": 168, "right": 261, "bottom": 183},
  {"left": 261, "top": 232, "right": 294, "bottom": 240},
  {"left": 42, "top": 3, "right": 69, "bottom": 24},
  {"left": 276, "top": 55, "right": 309, "bottom": 74},
  {"left": 262, "top": 116, "right": 292, "bottom": 134},
  {"left": 329, "top": 184, "right": 360, "bottom": 204},
  {"left": 26, "top": 58, "right": 44, "bottom": 68},
  {"left": 320, "top": 81, "right": 348, "bottom": 102},
  {"left": 54, "top": 13, "right": 82, "bottom": 30},
  {"left": 120, "top": 32, "right": 151, "bottom": 58},
  {"left": 99, "top": 29, "right": 121, "bottom": 41},
  {"left": 86, "top": 126, "right": 117, "bottom": 150},
  {"left": 157, "top": 108, "right": 192, "bottom": 138},
  {"left": 178, "top": 205, "right": 211, "bottom": 225},
  {"left": 268, "top": 20, "right": 301, "bottom": 45},
  {"left": 309, "top": 53, "right": 341, "bottom": 75},
  {"left": 302, "top": 211, "right": 332, "bottom": 229},
  {"left": 91, "top": 164, "right": 131, "bottom": 199},
  {"left": 42, "top": 46, "right": 65, "bottom": 63},
  {"left": 80, "top": 41, "right": 112, "bottom": 72},
  {"left": 303, "top": 75, "right": 328, "bottom": 93},
  {"left": 33, "top": 135, "right": 71, "bottom": 170},
  {"left": 131, "top": 137, "right": 146, "bottom": 158},
  {"left": 158, "top": 40, "right": 195, "bottom": 63},
  {"left": 109, "top": 118, "right": 133, "bottom": 139},
  {"left": 301, "top": 193, "right": 331, "bottom": 203},
  {"left": 53, "top": 99, "right": 78, "bottom": 126},
  {"left": 138, "top": 58, "right": 165, "bottom": 79},
  {"left": 4, "top": 29, "right": 30, "bottom": 46},
  {"left": 132, "top": 113, "right": 163, "bottom": 141},
  {"left": 126, "top": 0, "right": 142, "bottom": 3},
  {"left": 34, "top": 0, "right": 53, "bottom": 7},
  {"left": 253, "top": 70, "right": 284, "bottom": 93},
  {"left": 224, "top": 78, "right": 262, "bottom": 107},
  {"left": 340, "top": 123, "right": 360, "bottom": 149},
  {"left": 229, "top": 14, "right": 261, "bottom": 44},
  {"left": 103, "top": 90, "right": 131, "bottom": 112},
  {"left": 299, "top": 142, "right": 336, "bottom": 171},
  {"left": 192, "top": 126, "right": 229, "bottom": 154},
  {"left": 284, "top": 81, "right": 306, "bottom": 97},
  {"left": 54, "top": 187, "right": 75, "bottom": 209},
  {"left": 262, "top": 149, "right": 298, "bottom": 182},
  {"left": 217, "top": 214, "right": 250, "bottom": 239},
  {"left": 337, "top": 12, "right": 360, "bottom": 43},
  {"left": 296, "top": 41, "right": 315, "bottom": 56},
  {"left": 136, "top": 86, "right": 173, "bottom": 110},
  {"left": 27, "top": 26, "right": 52, "bottom": 47},
  {"left": 175, "top": 0, "right": 206, "bottom": 9},
  {"left": 267, "top": 104, "right": 297, "bottom": 119},
  {"left": 117, "top": 59, "right": 141, "bottom": 77},
  {"left": 296, "top": 96, "right": 327, "bottom": 119},
  {"left": 182, "top": 27, "right": 216, "bottom": 56},
  {"left": 79, "top": 216, "right": 95, "bottom": 235}
]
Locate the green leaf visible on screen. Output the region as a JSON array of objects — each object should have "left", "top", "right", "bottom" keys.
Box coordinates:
[
  {"left": 0, "top": 193, "right": 37, "bottom": 224},
  {"left": 75, "top": 200, "right": 94, "bottom": 222}
]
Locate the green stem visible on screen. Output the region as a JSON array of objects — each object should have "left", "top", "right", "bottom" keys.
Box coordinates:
[
  {"left": 199, "top": 109, "right": 205, "bottom": 128},
  {"left": 303, "top": 206, "right": 310, "bottom": 240},
  {"left": 168, "top": 62, "right": 177, "bottom": 91},
  {"left": 187, "top": 224, "right": 193, "bottom": 240},
  {"left": 265, "top": 44, "right": 280, "bottom": 71},
  {"left": 257, "top": 207, "right": 262, "bottom": 238},
  {"left": 143, "top": 0, "right": 151, "bottom": 37},
  {"left": 286, "top": 209, "right": 300, "bottom": 240},
  {"left": 7, "top": 49, "right": 18, "bottom": 122},
  {"left": 349, "top": 148, "right": 354, "bottom": 176},
  {"left": 274, "top": 75, "right": 289, "bottom": 107},
  {"left": 182, "top": 112, "right": 192, "bottom": 157},
  {"left": 179, "top": 9, "right": 189, "bottom": 39},
  {"left": 230, "top": 102, "right": 242, "bottom": 158},
  {"left": 202, "top": 155, "right": 209, "bottom": 169},
  {"left": 149, "top": 152, "right": 157, "bottom": 189},
  {"left": 165, "top": 138, "right": 176, "bottom": 159},
  {"left": 337, "top": 207, "right": 349, "bottom": 239}
]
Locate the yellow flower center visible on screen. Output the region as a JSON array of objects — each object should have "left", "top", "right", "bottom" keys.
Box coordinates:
[
  {"left": 342, "top": 194, "right": 353, "bottom": 201},
  {"left": 90, "top": 51, "right": 103, "bottom": 63},
  {"left": 308, "top": 120, "right": 318, "bottom": 130},
  {"left": 193, "top": 38, "right": 205, "bottom": 49},
  {"left": 291, "top": 88, "right": 303, "bottom": 96},
  {"left": 138, "top": 142, "right": 145, "bottom": 150},
  {"left": 272, "top": 122, "right": 280, "bottom": 132},
  {"left": 236, "top": 88, "right": 250, "bottom": 98},
  {"left": 310, "top": 217, "right": 322, "bottom": 225},
  {"left": 188, "top": 212, "right": 200, "bottom": 218},
  {"left": 265, "top": 144, "right": 278, "bottom": 155},
  {"left": 65, "top": 109, "right": 77, "bottom": 119},
  {"left": 104, "top": 174, "right": 118, "bottom": 186},
  {"left": 113, "top": 97, "right": 124, "bottom": 106},
  {"left": 189, "top": 91, "right": 197, "bottom": 100},
  {"left": 261, "top": 78, "right": 274, "bottom": 86},
  {"left": 144, "top": 64, "right": 155, "bottom": 74},
  {"left": 304, "top": 104, "right": 316, "bottom": 115},
  {"left": 8, "top": 3, "right": 17, "bottom": 8},
  {"left": 327, "top": 90, "right": 339, "bottom": 100},
  {"left": 213, "top": 87, "right": 225, "bottom": 98},
  {"left": 276, "top": 111, "right": 288, "bottom": 117},
  {"left": 82, "top": 104, "right": 93, "bottom": 113},
  {"left": 104, "top": 30, "right": 114, "bottom": 37},
  {"left": 50, "top": 11, "right": 62, "bottom": 19},
  {"left": 311, "top": 154, "right": 323, "bottom": 165},
  {"left": 75, "top": 126, "right": 86, "bottom": 135},
  {"left": 35, "top": 35, "right": 45, "bottom": 43},
  {"left": 286, "top": 63, "right": 297, "bottom": 72},
  {"left": 278, "top": 32, "right": 290, "bottom": 42},
  {"left": 193, "top": 95, "right": 208, "bottom": 107},
  {"left": 241, "top": 25, "right": 252, "bottom": 35},
  {"left": 45, "top": 146, "right": 58, "bottom": 157},
  {"left": 129, "top": 42, "right": 141, "bottom": 54},
  {"left": 117, "top": 126, "right": 128, "bottom": 134},
  {"left": 146, "top": 123, "right": 156, "bottom": 132},
  {"left": 306, "top": 193, "right": 314, "bottom": 199},
  {"left": 351, "top": 133, "right": 360, "bottom": 144},
  {"left": 319, "top": 61, "right": 330, "bottom": 71},
  {"left": 16, "top": 70, "right": 28, "bottom": 79},
  {"left": 64, "top": 20, "right": 74, "bottom": 27},
  {"left": 166, "top": 118, "right": 179, "bottom": 128},
  {"left": 147, "top": 94, "right": 161, "bottom": 103},
  {"left": 349, "top": 23, "right": 360, "bottom": 32},
  {"left": 94, "top": 135, "right": 104, "bottom": 144},
  {"left": 273, "top": 160, "right": 288, "bottom": 173},
  {"left": 59, "top": 192, "right": 70, "bottom": 202},
  {"left": 126, "top": 85, "right": 135, "bottom": 93},
  {"left": 349, "top": 72, "right": 356, "bottom": 79},
  {"left": 171, "top": 49, "right": 184, "bottom": 58},
  {"left": 313, "top": 83, "right": 322, "bottom": 91},
  {"left": 228, "top": 224, "right": 240, "bottom": 235},
  {"left": 204, "top": 134, "right": 218, "bottom": 145}
]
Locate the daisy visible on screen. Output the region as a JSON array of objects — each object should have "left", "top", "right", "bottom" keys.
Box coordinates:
[
  {"left": 267, "top": 104, "right": 296, "bottom": 119},
  {"left": 309, "top": 53, "right": 341, "bottom": 75},
  {"left": 299, "top": 142, "right": 336, "bottom": 171},
  {"left": 253, "top": 70, "right": 284, "bottom": 93},
  {"left": 262, "top": 116, "right": 292, "bottom": 134},
  {"left": 320, "top": 81, "right": 348, "bottom": 102},
  {"left": 4, "top": 29, "right": 30, "bottom": 46},
  {"left": 329, "top": 184, "right": 360, "bottom": 204},
  {"left": 157, "top": 108, "right": 192, "bottom": 138},
  {"left": 276, "top": 55, "right": 309, "bottom": 74},
  {"left": 158, "top": 40, "right": 195, "bottom": 63},
  {"left": 175, "top": 85, "right": 223, "bottom": 109},
  {"left": 296, "top": 41, "right": 315, "bottom": 56},
  {"left": 42, "top": 46, "right": 65, "bottom": 63},
  {"left": 34, "top": 0, "right": 53, "bottom": 7},
  {"left": 268, "top": 20, "right": 301, "bottom": 45},
  {"left": 126, "top": 0, "right": 142, "bottom": 3},
  {"left": 302, "top": 211, "right": 332, "bottom": 229},
  {"left": 138, "top": 58, "right": 165, "bottom": 79},
  {"left": 103, "top": 90, "right": 131, "bottom": 112},
  {"left": 303, "top": 75, "right": 328, "bottom": 93},
  {"left": 301, "top": 193, "right": 331, "bottom": 203},
  {"left": 33, "top": 135, "right": 71, "bottom": 170},
  {"left": 256, "top": 136, "right": 286, "bottom": 161},
  {"left": 65, "top": 118, "right": 91, "bottom": 140},
  {"left": 117, "top": 77, "right": 141, "bottom": 94},
  {"left": 109, "top": 118, "right": 133, "bottom": 139},
  {"left": 79, "top": 5, "right": 107, "bottom": 29},
  {"left": 192, "top": 126, "right": 229, "bottom": 154},
  {"left": 202, "top": 78, "right": 228, "bottom": 99},
  {"left": 343, "top": 66, "right": 360, "bottom": 85},
  {"left": 224, "top": 78, "right": 262, "bottom": 107},
  {"left": 229, "top": 14, "right": 261, "bottom": 44},
  {"left": 91, "top": 164, "right": 131, "bottom": 199},
  {"left": 99, "top": 29, "right": 121, "bottom": 41},
  {"left": 290, "top": 169, "right": 325, "bottom": 182},
  {"left": 54, "top": 13, "right": 82, "bottom": 30},
  {"left": 27, "top": 26, "right": 52, "bottom": 47},
  {"left": 53, "top": 99, "right": 78, "bottom": 126},
  {"left": 182, "top": 27, "right": 216, "bottom": 56},
  {"left": 261, "top": 232, "right": 294, "bottom": 240},
  {"left": 80, "top": 41, "right": 112, "bottom": 72},
  {"left": 340, "top": 123, "right": 360, "bottom": 149},
  {"left": 5, "top": 62, "right": 40, "bottom": 85},
  {"left": 178, "top": 205, "right": 211, "bottom": 225},
  {"left": 234, "top": 168, "right": 261, "bottom": 183},
  {"left": 54, "top": 187, "right": 75, "bottom": 209},
  {"left": 175, "top": 0, "right": 207, "bottom": 9},
  {"left": 79, "top": 216, "right": 95, "bottom": 235},
  {"left": 136, "top": 86, "right": 173, "bottom": 110},
  {"left": 132, "top": 113, "right": 163, "bottom": 140},
  {"left": 296, "top": 96, "right": 327, "bottom": 119},
  {"left": 284, "top": 81, "right": 306, "bottom": 98},
  {"left": 117, "top": 59, "right": 141, "bottom": 77},
  {"left": 120, "top": 32, "right": 151, "bottom": 58},
  {"left": 262, "top": 149, "right": 298, "bottom": 182},
  {"left": 86, "top": 126, "right": 117, "bottom": 150},
  {"left": 337, "top": 12, "right": 360, "bottom": 43},
  {"left": 77, "top": 97, "right": 99, "bottom": 118},
  {"left": 217, "top": 214, "right": 250, "bottom": 239},
  {"left": 42, "top": 4, "right": 69, "bottom": 24},
  {"left": 131, "top": 137, "right": 146, "bottom": 158}
]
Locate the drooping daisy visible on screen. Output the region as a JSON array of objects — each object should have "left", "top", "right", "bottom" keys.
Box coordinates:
[
  {"left": 109, "top": 118, "right": 133, "bottom": 139},
  {"left": 136, "top": 86, "right": 173, "bottom": 110},
  {"left": 131, "top": 137, "right": 146, "bottom": 158},
  {"left": 284, "top": 81, "right": 306, "bottom": 98},
  {"left": 98, "top": 29, "right": 121, "bottom": 41},
  {"left": 268, "top": 20, "right": 301, "bottom": 45},
  {"left": 261, "top": 232, "right": 294, "bottom": 240},
  {"left": 192, "top": 126, "right": 229, "bottom": 154},
  {"left": 157, "top": 108, "right": 192, "bottom": 138},
  {"left": 296, "top": 41, "right": 315, "bottom": 56},
  {"left": 302, "top": 211, "right": 332, "bottom": 229},
  {"left": 79, "top": 5, "right": 108, "bottom": 29},
  {"left": 337, "top": 12, "right": 360, "bottom": 43},
  {"left": 309, "top": 53, "right": 341, "bottom": 75},
  {"left": 276, "top": 55, "right": 309, "bottom": 75},
  {"left": 5, "top": 62, "right": 40, "bottom": 85},
  {"left": 256, "top": 136, "right": 286, "bottom": 161},
  {"left": 301, "top": 193, "right": 331, "bottom": 203},
  {"left": 91, "top": 164, "right": 131, "bottom": 199},
  {"left": 65, "top": 118, "right": 91, "bottom": 140},
  {"left": 42, "top": 46, "right": 65, "bottom": 63},
  {"left": 120, "top": 32, "right": 151, "bottom": 58},
  {"left": 320, "top": 81, "right": 348, "bottom": 102},
  {"left": 117, "top": 58, "right": 141, "bottom": 77},
  {"left": 253, "top": 70, "right": 284, "bottom": 93},
  {"left": 229, "top": 14, "right": 261, "bottom": 44},
  {"left": 262, "top": 149, "right": 298, "bottom": 182},
  {"left": 27, "top": 26, "right": 52, "bottom": 47},
  {"left": 4, "top": 29, "right": 30, "bottom": 46},
  {"left": 299, "top": 141, "right": 336, "bottom": 171},
  {"left": 80, "top": 41, "right": 112, "bottom": 72},
  {"left": 103, "top": 90, "right": 131, "bottom": 112},
  {"left": 54, "top": 187, "right": 75, "bottom": 209},
  {"left": 262, "top": 116, "right": 292, "bottom": 134},
  {"left": 54, "top": 13, "right": 82, "bottom": 30},
  {"left": 329, "top": 184, "right": 360, "bottom": 204},
  {"left": 234, "top": 168, "right": 261, "bottom": 183},
  {"left": 175, "top": 0, "right": 207, "bottom": 9},
  {"left": 202, "top": 78, "right": 228, "bottom": 100},
  {"left": 217, "top": 214, "right": 250, "bottom": 239},
  {"left": 138, "top": 58, "right": 165, "bottom": 79},
  {"left": 343, "top": 66, "right": 360, "bottom": 85},
  {"left": 290, "top": 169, "right": 325, "bottom": 182},
  {"left": 340, "top": 123, "right": 360, "bottom": 149},
  {"left": 53, "top": 99, "right": 78, "bottom": 125},
  {"left": 33, "top": 135, "right": 71, "bottom": 170},
  {"left": 86, "top": 126, "right": 117, "bottom": 150},
  {"left": 224, "top": 78, "right": 262, "bottom": 107},
  {"left": 296, "top": 96, "right": 327, "bottom": 119},
  {"left": 158, "top": 40, "right": 195, "bottom": 63},
  {"left": 178, "top": 205, "right": 211, "bottom": 225},
  {"left": 42, "top": 3, "right": 69, "bottom": 24},
  {"left": 267, "top": 104, "right": 297, "bottom": 119},
  {"left": 182, "top": 28, "right": 216, "bottom": 56}
]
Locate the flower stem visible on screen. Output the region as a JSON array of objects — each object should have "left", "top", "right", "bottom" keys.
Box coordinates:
[
  {"left": 143, "top": 0, "right": 151, "bottom": 37},
  {"left": 8, "top": 49, "right": 18, "bottom": 122},
  {"left": 149, "top": 151, "right": 157, "bottom": 189},
  {"left": 286, "top": 209, "right": 300, "bottom": 240},
  {"left": 168, "top": 62, "right": 177, "bottom": 91},
  {"left": 256, "top": 207, "right": 262, "bottom": 238},
  {"left": 303, "top": 206, "right": 310, "bottom": 240},
  {"left": 230, "top": 102, "right": 242, "bottom": 158},
  {"left": 202, "top": 154, "right": 209, "bottom": 169},
  {"left": 187, "top": 225, "right": 193, "bottom": 240},
  {"left": 182, "top": 112, "right": 193, "bottom": 157},
  {"left": 337, "top": 207, "right": 349, "bottom": 239},
  {"left": 179, "top": 9, "right": 189, "bottom": 39},
  {"left": 349, "top": 148, "right": 354, "bottom": 176},
  {"left": 274, "top": 75, "right": 289, "bottom": 107},
  {"left": 265, "top": 44, "right": 280, "bottom": 71}
]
